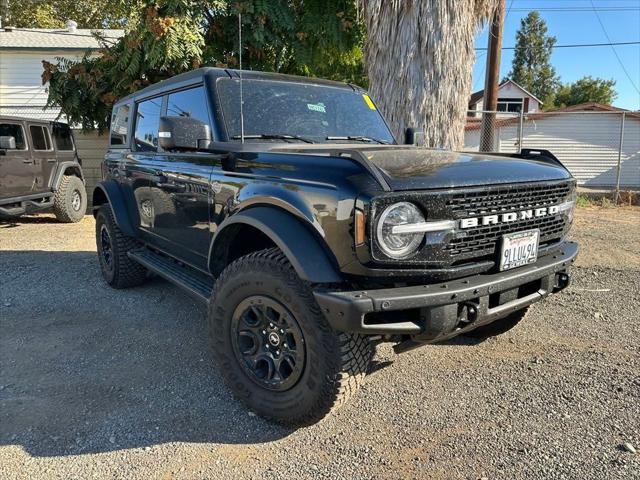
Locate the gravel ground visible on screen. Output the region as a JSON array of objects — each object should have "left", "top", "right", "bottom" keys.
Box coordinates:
[{"left": 1, "top": 207, "right": 638, "bottom": 480}]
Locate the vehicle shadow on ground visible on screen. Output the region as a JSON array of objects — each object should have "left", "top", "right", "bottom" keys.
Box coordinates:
[
  {"left": 0, "top": 251, "right": 292, "bottom": 458},
  {"left": 0, "top": 215, "right": 68, "bottom": 228}
]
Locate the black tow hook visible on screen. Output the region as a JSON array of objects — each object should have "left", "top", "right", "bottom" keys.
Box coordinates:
[{"left": 554, "top": 272, "right": 571, "bottom": 292}]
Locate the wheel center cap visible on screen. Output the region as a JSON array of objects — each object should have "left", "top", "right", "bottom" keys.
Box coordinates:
[{"left": 268, "top": 332, "right": 280, "bottom": 346}]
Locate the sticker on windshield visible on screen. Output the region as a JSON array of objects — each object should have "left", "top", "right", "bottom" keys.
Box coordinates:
[
  {"left": 307, "top": 102, "right": 326, "bottom": 113},
  {"left": 362, "top": 94, "right": 376, "bottom": 110}
]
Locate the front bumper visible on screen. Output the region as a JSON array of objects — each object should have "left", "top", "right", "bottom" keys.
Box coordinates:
[{"left": 314, "top": 241, "right": 578, "bottom": 343}]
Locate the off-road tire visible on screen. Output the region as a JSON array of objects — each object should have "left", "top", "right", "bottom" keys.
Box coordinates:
[
  {"left": 465, "top": 307, "right": 530, "bottom": 339},
  {"left": 95, "top": 205, "right": 147, "bottom": 288},
  {"left": 208, "top": 248, "right": 372, "bottom": 426},
  {"left": 53, "top": 175, "right": 86, "bottom": 223}
]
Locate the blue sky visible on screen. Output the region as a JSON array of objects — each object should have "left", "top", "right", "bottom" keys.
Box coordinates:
[{"left": 472, "top": 0, "right": 640, "bottom": 110}]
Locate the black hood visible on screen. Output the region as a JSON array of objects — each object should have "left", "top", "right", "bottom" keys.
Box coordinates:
[{"left": 360, "top": 147, "right": 572, "bottom": 191}]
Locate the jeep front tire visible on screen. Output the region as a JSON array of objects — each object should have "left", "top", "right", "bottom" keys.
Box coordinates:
[
  {"left": 208, "top": 248, "right": 372, "bottom": 426},
  {"left": 95, "top": 205, "right": 147, "bottom": 288},
  {"left": 53, "top": 175, "right": 87, "bottom": 223}
]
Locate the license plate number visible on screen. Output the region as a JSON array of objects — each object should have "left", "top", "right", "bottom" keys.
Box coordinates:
[{"left": 500, "top": 229, "right": 540, "bottom": 271}]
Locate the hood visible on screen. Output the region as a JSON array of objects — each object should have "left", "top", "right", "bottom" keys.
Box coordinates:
[{"left": 360, "top": 147, "right": 572, "bottom": 191}]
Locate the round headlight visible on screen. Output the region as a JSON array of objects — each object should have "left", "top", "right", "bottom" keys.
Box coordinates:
[{"left": 376, "top": 202, "right": 425, "bottom": 258}]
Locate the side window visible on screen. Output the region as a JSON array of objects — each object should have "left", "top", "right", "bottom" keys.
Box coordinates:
[
  {"left": 110, "top": 104, "right": 130, "bottom": 146},
  {"left": 166, "top": 86, "right": 210, "bottom": 124},
  {"left": 0, "top": 123, "right": 27, "bottom": 149},
  {"left": 134, "top": 97, "right": 162, "bottom": 152},
  {"left": 29, "top": 125, "right": 53, "bottom": 151},
  {"left": 52, "top": 124, "right": 74, "bottom": 151}
]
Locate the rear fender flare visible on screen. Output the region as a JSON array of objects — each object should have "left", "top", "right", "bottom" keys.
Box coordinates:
[
  {"left": 51, "top": 161, "right": 84, "bottom": 189},
  {"left": 209, "top": 206, "right": 343, "bottom": 284}
]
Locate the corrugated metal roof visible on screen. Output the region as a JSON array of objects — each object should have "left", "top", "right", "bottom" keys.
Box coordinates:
[{"left": 0, "top": 28, "right": 124, "bottom": 50}]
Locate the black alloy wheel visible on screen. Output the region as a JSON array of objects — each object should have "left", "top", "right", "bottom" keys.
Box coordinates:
[
  {"left": 99, "top": 223, "right": 114, "bottom": 274},
  {"left": 231, "top": 296, "right": 306, "bottom": 392}
]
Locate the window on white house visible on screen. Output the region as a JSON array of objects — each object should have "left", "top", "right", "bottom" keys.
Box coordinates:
[{"left": 496, "top": 98, "right": 524, "bottom": 113}]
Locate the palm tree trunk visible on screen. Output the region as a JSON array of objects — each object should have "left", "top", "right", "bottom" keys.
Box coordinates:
[{"left": 361, "top": 0, "right": 498, "bottom": 149}]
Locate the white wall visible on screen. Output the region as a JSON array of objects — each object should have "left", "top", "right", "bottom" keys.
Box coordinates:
[
  {"left": 464, "top": 112, "right": 640, "bottom": 187},
  {"left": 470, "top": 82, "right": 541, "bottom": 117},
  {"left": 498, "top": 81, "right": 541, "bottom": 113},
  {"left": 0, "top": 50, "right": 92, "bottom": 116}
]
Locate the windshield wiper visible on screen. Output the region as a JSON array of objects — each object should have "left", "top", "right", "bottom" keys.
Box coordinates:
[
  {"left": 232, "top": 134, "right": 315, "bottom": 144},
  {"left": 326, "top": 135, "right": 390, "bottom": 145}
]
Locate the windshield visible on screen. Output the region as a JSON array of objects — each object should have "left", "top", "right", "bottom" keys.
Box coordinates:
[{"left": 217, "top": 78, "right": 396, "bottom": 144}]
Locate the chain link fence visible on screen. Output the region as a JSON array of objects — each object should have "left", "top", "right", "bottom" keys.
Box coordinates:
[{"left": 465, "top": 109, "right": 640, "bottom": 196}]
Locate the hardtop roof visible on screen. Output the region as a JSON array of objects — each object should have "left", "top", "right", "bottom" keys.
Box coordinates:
[{"left": 115, "top": 67, "right": 361, "bottom": 105}]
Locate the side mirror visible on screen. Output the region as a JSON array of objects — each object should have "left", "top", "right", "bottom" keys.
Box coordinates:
[
  {"left": 404, "top": 127, "right": 425, "bottom": 146},
  {"left": 158, "top": 116, "right": 212, "bottom": 151},
  {"left": 0, "top": 136, "right": 16, "bottom": 150}
]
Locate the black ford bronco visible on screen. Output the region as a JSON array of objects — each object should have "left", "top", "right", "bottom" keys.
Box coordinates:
[
  {"left": 0, "top": 116, "right": 87, "bottom": 222},
  {"left": 94, "top": 68, "right": 578, "bottom": 425}
]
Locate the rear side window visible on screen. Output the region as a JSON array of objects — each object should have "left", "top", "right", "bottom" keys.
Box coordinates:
[
  {"left": 166, "top": 86, "right": 210, "bottom": 124},
  {"left": 29, "top": 125, "right": 52, "bottom": 151},
  {"left": 0, "top": 123, "right": 26, "bottom": 149},
  {"left": 134, "top": 97, "right": 162, "bottom": 152},
  {"left": 52, "top": 124, "right": 74, "bottom": 151},
  {"left": 110, "top": 104, "right": 130, "bottom": 146}
]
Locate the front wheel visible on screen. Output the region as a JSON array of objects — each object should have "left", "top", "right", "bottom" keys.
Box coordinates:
[
  {"left": 95, "top": 205, "right": 147, "bottom": 288},
  {"left": 208, "top": 248, "right": 372, "bottom": 426}
]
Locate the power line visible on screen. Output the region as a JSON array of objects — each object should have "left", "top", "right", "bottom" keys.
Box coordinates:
[
  {"left": 473, "top": 52, "right": 487, "bottom": 90},
  {"left": 510, "top": 7, "right": 640, "bottom": 12},
  {"left": 588, "top": 0, "right": 640, "bottom": 95},
  {"left": 476, "top": 40, "right": 640, "bottom": 50}
]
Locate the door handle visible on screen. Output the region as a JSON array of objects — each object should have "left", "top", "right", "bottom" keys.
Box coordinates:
[{"left": 22, "top": 159, "right": 34, "bottom": 164}]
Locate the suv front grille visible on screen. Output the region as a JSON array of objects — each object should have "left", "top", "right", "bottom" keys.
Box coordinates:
[
  {"left": 445, "top": 182, "right": 572, "bottom": 219},
  {"left": 443, "top": 181, "right": 573, "bottom": 261}
]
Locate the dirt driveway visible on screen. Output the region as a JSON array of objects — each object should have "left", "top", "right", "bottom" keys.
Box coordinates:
[{"left": 1, "top": 207, "right": 639, "bottom": 480}]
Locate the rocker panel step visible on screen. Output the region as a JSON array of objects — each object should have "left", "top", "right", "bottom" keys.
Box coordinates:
[{"left": 128, "top": 248, "right": 213, "bottom": 304}]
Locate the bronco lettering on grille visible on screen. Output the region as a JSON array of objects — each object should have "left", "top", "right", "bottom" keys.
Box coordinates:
[{"left": 460, "top": 205, "right": 560, "bottom": 229}]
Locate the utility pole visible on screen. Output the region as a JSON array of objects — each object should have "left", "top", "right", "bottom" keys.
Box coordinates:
[{"left": 480, "top": 0, "right": 505, "bottom": 152}]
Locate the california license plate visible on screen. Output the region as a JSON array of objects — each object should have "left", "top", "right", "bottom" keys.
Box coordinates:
[{"left": 499, "top": 229, "right": 540, "bottom": 271}]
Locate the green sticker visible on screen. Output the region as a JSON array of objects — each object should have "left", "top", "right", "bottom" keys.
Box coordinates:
[{"left": 307, "top": 103, "right": 326, "bottom": 113}]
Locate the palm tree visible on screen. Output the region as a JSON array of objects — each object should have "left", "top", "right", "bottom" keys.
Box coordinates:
[{"left": 361, "top": 0, "right": 498, "bottom": 149}]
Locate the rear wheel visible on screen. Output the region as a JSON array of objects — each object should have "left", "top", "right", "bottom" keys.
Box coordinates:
[
  {"left": 465, "top": 307, "right": 529, "bottom": 339},
  {"left": 208, "top": 248, "right": 372, "bottom": 426},
  {"left": 53, "top": 175, "right": 86, "bottom": 223},
  {"left": 95, "top": 205, "right": 147, "bottom": 288}
]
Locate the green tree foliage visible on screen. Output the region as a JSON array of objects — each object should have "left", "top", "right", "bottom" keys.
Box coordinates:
[
  {"left": 43, "top": 0, "right": 366, "bottom": 131},
  {"left": 507, "top": 11, "right": 560, "bottom": 106},
  {"left": 553, "top": 76, "right": 617, "bottom": 108},
  {"left": 43, "top": 1, "right": 204, "bottom": 132},
  {"left": 6, "top": 0, "right": 132, "bottom": 29},
  {"left": 202, "top": 0, "right": 365, "bottom": 84}
]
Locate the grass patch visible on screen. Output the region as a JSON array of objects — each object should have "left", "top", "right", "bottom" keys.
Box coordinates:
[
  {"left": 576, "top": 195, "right": 594, "bottom": 208},
  {"left": 575, "top": 193, "right": 637, "bottom": 208}
]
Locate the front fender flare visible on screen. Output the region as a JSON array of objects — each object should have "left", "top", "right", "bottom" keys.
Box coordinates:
[
  {"left": 92, "top": 181, "right": 137, "bottom": 237},
  {"left": 209, "top": 206, "right": 343, "bottom": 284}
]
